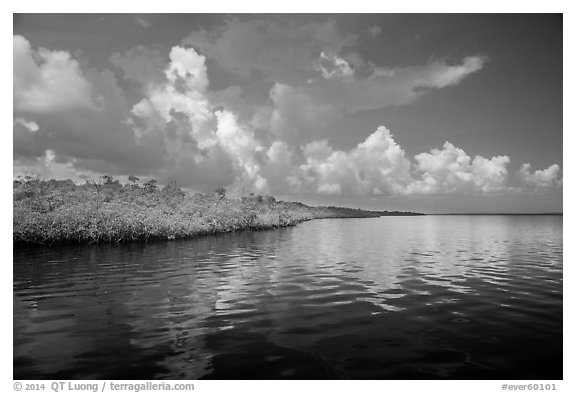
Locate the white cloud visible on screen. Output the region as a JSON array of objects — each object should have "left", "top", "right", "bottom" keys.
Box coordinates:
[
  {"left": 132, "top": 47, "right": 214, "bottom": 149},
  {"left": 131, "top": 45, "right": 268, "bottom": 192},
  {"left": 417, "top": 56, "right": 487, "bottom": 89},
  {"left": 304, "top": 55, "right": 488, "bottom": 113},
  {"left": 409, "top": 142, "right": 510, "bottom": 195},
  {"left": 14, "top": 118, "right": 39, "bottom": 132},
  {"left": 517, "top": 163, "right": 562, "bottom": 189},
  {"left": 165, "top": 46, "right": 209, "bottom": 92},
  {"left": 315, "top": 51, "right": 355, "bottom": 80},
  {"left": 13, "top": 35, "right": 94, "bottom": 114},
  {"left": 296, "top": 126, "right": 413, "bottom": 195},
  {"left": 215, "top": 110, "right": 267, "bottom": 192},
  {"left": 287, "top": 131, "right": 558, "bottom": 198}
]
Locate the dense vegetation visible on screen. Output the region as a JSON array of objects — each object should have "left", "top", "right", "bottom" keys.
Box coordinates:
[{"left": 13, "top": 177, "right": 421, "bottom": 245}]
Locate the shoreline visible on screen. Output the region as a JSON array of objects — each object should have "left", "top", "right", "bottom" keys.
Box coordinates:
[{"left": 13, "top": 178, "right": 422, "bottom": 246}]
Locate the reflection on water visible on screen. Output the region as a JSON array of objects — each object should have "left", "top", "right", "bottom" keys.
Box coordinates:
[{"left": 14, "top": 216, "right": 562, "bottom": 379}]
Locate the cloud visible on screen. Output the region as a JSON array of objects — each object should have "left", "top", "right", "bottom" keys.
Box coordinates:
[
  {"left": 135, "top": 16, "right": 151, "bottom": 28},
  {"left": 13, "top": 35, "right": 95, "bottom": 114},
  {"left": 418, "top": 56, "right": 487, "bottom": 88},
  {"left": 315, "top": 51, "right": 355, "bottom": 80},
  {"left": 517, "top": 163, "right": 562, "bottom": 189},
  {"left": 165, "top": 46, "right": 209, "bottom": 91},
  {"left": 303, "top": 55, "right": 487, "bottom": 113},
  {"left": 13, "top": 36, "right": 164, "bottom": 176},
  {"left": 131, "top": 47, "right": 214, "bottom": 147},
  {"left": 214, "top": 110, "right": 267, "bottom": 192},
  {"left": 130, "top": 46, "right": 267, "bottom": 191},
  {"left": 409, "top": 142, "right": 510, "bottom": 195},
  {"left": 285, "top": 130, "right": 561, "bottom": 197},
  {"left": 295, "top": 126, "right": 413, "bottom": 195},
  {"left": 14, "top": 118, "right": 39, "bottom": 132}
]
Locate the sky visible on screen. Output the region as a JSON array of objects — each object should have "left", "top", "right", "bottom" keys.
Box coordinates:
[{"left": 12, "top": 14, "right": 563, "bottom": 213}]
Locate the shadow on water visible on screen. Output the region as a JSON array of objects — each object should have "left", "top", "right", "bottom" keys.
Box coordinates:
[{"left": 14, "top": 216, "right": 562, "bottom": 379}]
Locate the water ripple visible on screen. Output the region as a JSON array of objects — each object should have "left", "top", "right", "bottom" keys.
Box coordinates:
[{"left": 14, "top": 215, "right": 562, "bottom": 379}]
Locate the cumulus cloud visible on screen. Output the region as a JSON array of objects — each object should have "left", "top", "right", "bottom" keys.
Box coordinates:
[
  {"left": 14, "top": 36, "right": 164, "bottom": 176},
  {"left": 165, "top": 46, "right": 209, "bottom": 91},
  {"left": 284, "top": 131, "right": 561, "bottom": 197},
  {"left": 131, "top": 46, "right": 213, "bottom": 148},
  {"left": 295, "top": 127, "right": 413, "bottom": 195},
  {"left": 215, "top": 110, "right": 268, "bottom": 192},
  {"left": 409, "top": 142, "right": 510, "bottom": 195},
  {"left": 121, "top": 40, "right": 493, "bottom": 195},
  {"left": 517, "top": 163, "right": 562, "bottom": 189},
  {"left": 130, "top": 46, "right": 268, "bottom": 191},
  {"left": 13, "top": 35, "right": 94, "bottom": 114}
]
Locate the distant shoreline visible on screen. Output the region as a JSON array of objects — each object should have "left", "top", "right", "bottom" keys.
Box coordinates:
[{"left": 429, "top": 213, "right": 563, "bottom": 216}]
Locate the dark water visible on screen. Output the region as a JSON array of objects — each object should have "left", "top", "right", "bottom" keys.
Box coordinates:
[{"left": 13, "top": 216, "right": 562, "bottom": 380}]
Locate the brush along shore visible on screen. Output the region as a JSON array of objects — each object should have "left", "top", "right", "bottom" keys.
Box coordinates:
[{"left": 13, "top": 177, "right": 422, "bottom": 245}]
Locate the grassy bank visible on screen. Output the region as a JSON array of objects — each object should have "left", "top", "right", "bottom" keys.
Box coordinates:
[{"left": 14, "top": 178, "right": 416, "bottom": 245}]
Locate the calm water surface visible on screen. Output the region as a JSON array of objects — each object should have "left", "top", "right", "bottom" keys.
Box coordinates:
[{"left": 14, "top": 216, "right": 563, "bottom": 379}]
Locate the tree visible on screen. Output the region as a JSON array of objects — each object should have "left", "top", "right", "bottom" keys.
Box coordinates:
[
  {"left": 214, "top": 187, "right": 226, "bottom": 198},
  {"left": 101, "top": 175, "right": 114, "bottom": 184},
  {"left": 86, "top": 178, "right": 103, "bottom": 210},
  {"left": 144, "top": 179, "right": 158, "bottom": 191},
  {"left": 163, "top": 180, "right": 184, "bottom": 196},
  {"left": 128, "top": 175, "right": 139, "bottom": 184}
]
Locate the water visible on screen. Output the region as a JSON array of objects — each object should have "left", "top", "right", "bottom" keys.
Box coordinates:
[{"left": 13, "top": 215, "right": 563, "bottom": 379}]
